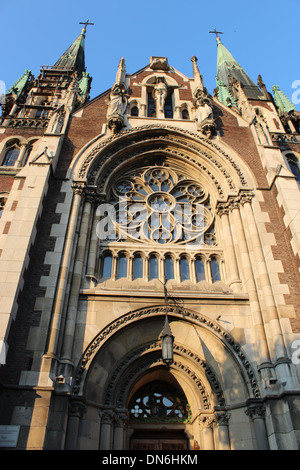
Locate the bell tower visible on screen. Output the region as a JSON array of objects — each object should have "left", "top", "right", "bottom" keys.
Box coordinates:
[{"left": 0, "top": 23, "right": 92, "bottom": 380}]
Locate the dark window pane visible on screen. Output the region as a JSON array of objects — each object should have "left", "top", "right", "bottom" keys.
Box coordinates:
[
  {"left": 102, "top": 253, "right": 112, "bottom": 278},
  {"left": 165, "top": 256, "right": 174, "bottom": 280},
  {"left": 182, "top": 109, "right": 189, "bottom": 120},
  {"left": 148, "top": 92, "right": 156, "bottom": 117},
  {"left": 131, "top": 106, "right": 139, "bottom": 116},
  {"left": 149, "top": 255, "right": 158, "bottom": 280},
  {"left": 164, "top": 93, "right": 173, "bottom": 118},
  {"left": 134, "top": 255, "right": 143, "bottom": 279},
  {"left": 196, "top": 258, "right": 205, "bottom": 281},
  {"left": 211, "top": 258, "right": 221, "bottom": 282},
  {"left": 180, "top": 257, "right": 190, "bottom": 281},
  {"left": 118, "top": 254, "right": 127, "bottom": 278},
  {"left": 288, "top": 160, "right": 300, "bottom": 182},
  {"left": 2, "top": 148, "right": 19, "bottom": 166}
]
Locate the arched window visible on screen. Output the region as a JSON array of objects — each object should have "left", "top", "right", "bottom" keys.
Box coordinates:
[
  {"left": 102, "top": 252, "right": 112, "bottom": 278},
  {"left": 182, "top": 108, "right": 189, "bottom": 120},
  {"left": 165, "top": 255, "right": 174, "bottom": 280},
  {"left": 180, "top": 256, "right": 190, "bottom": 281},
  {"left": 149, "top": 254, "right": 159, "bottom": 280},
  {"left": 133, "top": 254, "right": 143, "bottom": 279},
  {"left": 195, "top": 257, "right": 205, "bottom": 282},
  {"left": 210, "top": 257, "right": 221, "bottom": 282},
  {"left": 286, "top": 154, "right": 300, "bottom": 184},
  {"left": 131, "top": 106, "right": 139, "bottom": 117},
  {"left": 117, "top": 253, "right": 128, "bottom": 279},
  {"left": 2, "top": 146, "right": 20, "bottom": 166}
]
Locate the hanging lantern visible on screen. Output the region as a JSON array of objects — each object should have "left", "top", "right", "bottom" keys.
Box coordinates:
[{"left": 161, "top": 314, "right": 174, "bottom": 365}]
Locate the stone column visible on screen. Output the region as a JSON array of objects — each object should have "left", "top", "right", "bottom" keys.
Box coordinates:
[
  {"left": 84, "top": 196, "right": 102, "bottom": 288},
  {"left": 16, "top": 143, "right": 28, "bottom": 167},
  {"left": 65, "top": 399, "right": 86, "bottom": 450},
  {"left": 61, "top": 189, "right": 94, "bottom": 363},
  {"left": 198, "top": 415, "right": 215, "bottom": 450},
  {"left": 99, "top": 410, "right": 114, "bottom": 450},
  {"left": 43, "top": 183, "right": 85, "bottom": 363},
  {"left": 216, "top": 205, "right": 242, "bottom": 292},
  {"left": 246, "top": 404, "right": 269, "bottom": 450},
  {"left": 240, "top": 196, "right": 287, "bottom": 362},
  {"left": 113, "top": 412, "right": 128, "bottom": 450},
  {"left": 214, "top": 412, "right": 231, "bottom": 450},
  {"left": 228, "top": 197, "right": 271, "bottom": 367}
]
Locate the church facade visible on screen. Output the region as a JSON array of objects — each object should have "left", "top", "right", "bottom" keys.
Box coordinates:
[{"left": 0, "top": 25, "right": 300, "bottom": 450}]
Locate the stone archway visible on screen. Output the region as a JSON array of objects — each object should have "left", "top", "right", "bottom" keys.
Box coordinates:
[{"left": 66, "top": 305, "right": 263, "bottom": 450}]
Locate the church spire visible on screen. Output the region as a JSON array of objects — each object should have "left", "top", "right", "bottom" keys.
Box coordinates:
[
  {"left": 214, "top": 33, "right": 264, "bottom": 100},
  {"left": 52, "top": 23, "right": 91, "bottom": 74}
]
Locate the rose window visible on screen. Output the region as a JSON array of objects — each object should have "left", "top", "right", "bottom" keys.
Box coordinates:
[{"left": 107, "top": 166, "right": 215, "bottom": 245}]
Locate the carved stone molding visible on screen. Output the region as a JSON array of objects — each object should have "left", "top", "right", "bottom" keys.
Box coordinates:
[
  {"left": 72, "top": 305, "right": 260, "bottom": 399},
  {"left": 114, "top": 354, "right": 212, "bottom": 410},
  {"left": 77, "top": 125, "right": 248, "bottom": 189},
  {"left": 245, "top": 404, "right": 266, "bottom": 420},
  {"left": 216, "top": 191, "right": 255, "bottom": 216},
  {"left": 198, "top": 414, "right": 215, "bottom": 429},
  {"left": 99, "top": 409, "right": 115, "bottom": 424},
  {"left": 69, "top": 399, "right": 87, "bottom": 419},
  {"left": 72, "top": 181, "right": 86, "bottom": 196}
]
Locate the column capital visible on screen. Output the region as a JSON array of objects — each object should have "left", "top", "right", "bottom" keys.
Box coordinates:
[
  {"left": 72, "top": 181, "right": 86, "bottom": 196},
  {"left": 245, "top": 403, "right": 266, "bottom": 419},
  {"left": 216, "top": 191, "right": 255, "bottom": 215},
  {"left": 114, "top": 411, "right": 129, "bottom": 427},
  {"left": 198, "top": 414, "right": 215, "bottom": 429},
  {"left": 99, "top": 409, "right": 115, "bottom": 424},
  {"left": 68, "top": 399, "right": 87, "bottom": 419},
  {"left": 214, "top": 411, "right": 231, "bottom": 425}
]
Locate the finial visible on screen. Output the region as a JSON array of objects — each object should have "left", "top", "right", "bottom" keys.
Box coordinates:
[
  {"left": 209, "top": 28, "right": 223, "bottom": 42},
  {"left": 79, "top": 19, "right": 94, "bottom": 34},
  {"left": 190, "top": 56, "right": 204, "bottom": 89}
]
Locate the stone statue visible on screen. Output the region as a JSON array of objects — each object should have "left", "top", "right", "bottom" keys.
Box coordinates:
[
  {"left": 107, "top": 84, "right": 127, "bottom": 117},
  {"left": 148, "top": 77, "right": 168, "bottom": 113},
  {"left": 107, "top": 58, "right": 128, "bottom": 133},
  {"left": 193, "top": 87, "right": 215, "bottom": 137}
]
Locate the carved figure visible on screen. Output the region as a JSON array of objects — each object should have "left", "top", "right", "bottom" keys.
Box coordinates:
[
  {"left": 107, "top": 84, "right": 127, "bottom": 117},
  {"left": 148, "top": 77, "right": 168, "bottom": 113}
]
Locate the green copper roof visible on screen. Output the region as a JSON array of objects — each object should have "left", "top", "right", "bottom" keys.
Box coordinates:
[
  {"left": 216, "top": 37, "right": 263, "bottom": 100},
  {"left": 216, "top": 78, "right": 235, "bottom": 107},
  {"left": 8, "top": 70, "right": 32, "bottom": 97},
  {"left": 53, "top": 29, "right": 86, "bottom": 73},
  {"left": 272, "top": 85, "right": 295, "bottom": 114}
]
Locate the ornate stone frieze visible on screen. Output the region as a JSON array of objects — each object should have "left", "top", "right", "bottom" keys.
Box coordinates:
[
  {"left": 77, "top": 125, "right": 247, "bottom": 189},
  {"left": 216, "top": 191, "right": 255, "bottom": 216},
  {"left": 245, "top": 404, "right": 266, "bottom": 419}
]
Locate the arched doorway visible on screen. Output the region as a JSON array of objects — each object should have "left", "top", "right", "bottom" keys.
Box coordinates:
[
  {"left": 128, "top": 371, "right": 190, "bottom": 450},
  {"left": 67, "top": 306, "right": 264, "bottom": 450}
]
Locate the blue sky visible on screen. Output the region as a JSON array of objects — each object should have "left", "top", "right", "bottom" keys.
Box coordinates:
[{"left": 1, "top": 0, "right": 299, "bottom": 108}]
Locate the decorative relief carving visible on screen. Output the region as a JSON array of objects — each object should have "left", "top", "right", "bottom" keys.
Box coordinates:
[
  {"left": 77, "top": 125, "right": 247, "bottom": 189},
  {"left": 103, "top": 341, "right": 225, "bottom": 408},
  {"left": 216, "top": 191, "right": 255, "bottom": 216}
]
